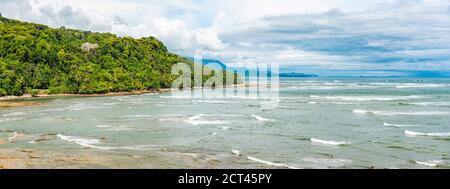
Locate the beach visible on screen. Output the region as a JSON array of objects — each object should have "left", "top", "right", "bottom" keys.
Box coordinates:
[{"left": 1, "top": 78, "right": 450, "bottom": 169}]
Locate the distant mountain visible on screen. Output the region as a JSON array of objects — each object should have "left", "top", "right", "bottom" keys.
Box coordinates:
[
  {"left": 188, "top": 58, "right": 320, "bottom": 78},
  {"left": 279, "top": 72, "right": 319, "bottom": 77}
]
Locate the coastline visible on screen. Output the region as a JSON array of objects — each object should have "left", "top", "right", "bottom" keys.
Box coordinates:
[
  {"left": 0, "top": 88, "right": 173, "bottom": 109},
  {"left": 0, "top": 83, "right": 248, "bottom": 108}
]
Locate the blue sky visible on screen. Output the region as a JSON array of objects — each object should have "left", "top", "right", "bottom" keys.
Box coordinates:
[{"left": 1, "top": 0, "right": 450, "bottom": 77}]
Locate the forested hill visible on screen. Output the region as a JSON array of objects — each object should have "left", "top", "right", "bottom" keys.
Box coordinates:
[{"left": 0, "top": 15, "right": 193, "bottom": 96}]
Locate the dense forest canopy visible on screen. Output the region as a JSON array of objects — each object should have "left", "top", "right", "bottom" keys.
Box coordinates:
[{"left": 0, "top": 15, "right": 218, "bottom": 96}]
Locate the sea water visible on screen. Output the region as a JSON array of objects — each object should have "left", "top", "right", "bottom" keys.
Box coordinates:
[{"left": 1, "top": 78, "right": 449, "bottom": 168}]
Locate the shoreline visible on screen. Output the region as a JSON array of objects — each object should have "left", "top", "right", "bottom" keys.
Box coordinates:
[
  {"left": 0, "top": 88, "right": 172, "bottom": 109},
  {"left": 0, "top": 83, "right": 247, "bottom": 109}
]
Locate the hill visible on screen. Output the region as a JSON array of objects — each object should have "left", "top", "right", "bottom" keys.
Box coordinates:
[{"left": 0, "top": 16, "right": 202, "bottom": 96}]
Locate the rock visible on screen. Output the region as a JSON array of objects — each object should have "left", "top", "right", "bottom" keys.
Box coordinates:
[{"left": 81, "top": 42, "right": 99, "bottom": 53}]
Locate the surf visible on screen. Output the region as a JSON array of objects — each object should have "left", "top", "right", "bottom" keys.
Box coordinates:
[
  {"left": 251, "top": 114, "right": 275, "bottom": 122},
  {"left": 57, "top": 134, "right": 112, "bottom": 150},
  {"left": 414, "top": 160, "right": 442, "bottom": 167},
  {"left": 310, "top": 138, "right": 352, "bottom": 146},
  {"left": 247, "top": 156, "right": 300, "bottom": 169},
  {"left": 404, "top": 130, "right": 450, "bottom": 137},
  {"left": 184, "top": 114, "right": 230, "bottom": 126},
  {"left": 312, "top": 95, "right": 424, "bottom": 101},
  {"left": 383, "top": 122, "right": 418, "bottom": 127},
  {"left": 353, "top": 109, "right": 450, "bottom": 116}
]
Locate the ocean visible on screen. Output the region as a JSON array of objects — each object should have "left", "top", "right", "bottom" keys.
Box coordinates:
[{"left": 1, "top": 78, "right": 449, "bottom": 168}]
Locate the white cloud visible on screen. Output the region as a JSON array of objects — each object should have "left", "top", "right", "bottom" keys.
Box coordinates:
[
  {"left": 195, "top": 28, "right": 223, "bottom": 50},
  {"left": 1, "top": 0, "right": 450, "bottom": 74}
]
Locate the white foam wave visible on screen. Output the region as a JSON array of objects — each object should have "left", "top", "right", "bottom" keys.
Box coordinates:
[
  {"left": 184, "top": 114, "right": 230, "bottom": 126},
  {"left": 2, "top": 112, "right": 26, "bottom": 117},
  {"left": 247, "top": 156, "right": 300, "bottom": 169},
  {"left": 407, "top": 102, "right": 450, "bottom": 107},
  {"left": 96, "top": 125, "right": 133, "bottom": 131},
  {"left": 66, "top": 103, "right": 102, "bottom": 111},
  {"left": 414, "top": 160, "right": 442, "bottom": 167},
  {"left": 353, "top": 109, "right": 450, "bottom": 116},
  {"left": 312, "top": 95, "right": 423, "bottom": 101},
  {"left": 405, "top": 130, "right": 450, "bottom": 137},
  {"left": 8, "top": 132, "right": 21, "bottom": 142},
  {"left": 102, "top": 102, "right": 120, "bottom": 106},
  {"left": 302, "top": 158, "right": 352, "bottom": 167},
  {"left": 158, "top": 118, "right": 184, "bottom": 121},
  {"left": 117, "top": 145, "right": 159, "bottom": 151},
  {"left": 185, "top": 120, "right": 230, "bottom": 126},
  {"left": 159, "top": 96, "right": 190, "bottom": 99},
  {"left": 123, "top": 115, "right": 153, "bottom": 118},
  {"left": 0, "top": 117, "right": 21, "bottom": 123},
  {"left": 251, "top": 114, "right": 275, "bottom": 122},
  {"left": 310, "top": 138, "right": 351, "bottom": 146},
  {"left": 57, "top": 134, "right": 112, "bottom": 150},
  {"left": 232, "top": 150, "right": 241, "bottom": 156},
  {"left": 192, "top": 100, "right": 230, "bottom": 104},
  {"left": 383, "top": 122, "right": 418, "bottom": 127},
  {"left": 308, "top": 101, "right": 356, "bottom": 105},
  {"left": 41, "top": 108, "right": 65, "bottom": 112},
  {"left": 395, "top": 84, "right": 444, "bottom": 88}
]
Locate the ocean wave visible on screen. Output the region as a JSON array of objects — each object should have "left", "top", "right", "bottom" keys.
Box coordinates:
[
  {"left": 184, "top": 114, "right": 230, "bottom": 126},
  {"left": 101, "top": 102, "right": 120, "bottom": 106},
  {"left": 404, "top": 130, "right": 450, "bottom": 137},
  {"left": 66, "top": 103, "right": 102, "bottom": 111},
  {"left": 0, "top": 117, "right": 21, "bottom": 123},
  {"left": 287, "top": 86, "right": 339, "bottom": 90},
  {"left": 301, "top": 158, "right": 352, "bottom": 168},
  {"left": 8, "top": 132, "right": 24, "bottom": 142},
  {"left": 159, "top": 96, "right": 191, "bottom": 99},
  {"left": 310, "top": 138, "right": 352, "bottom": 146},
  {"left": 230, "top": 96, "right": 258, "bottom": 100},
  {"left": 40, "top": 108, "right": 66, "bottom": 112},
  {"left": 251, "top": 114, "right": 275, "bottom": 122},
  {"left": 353, "top": 109, "right": 450, "bottom": 116},
  {"left": 95, "top": 125, "right": 134, "bottom": 131},
  {"left": 308, "top": 101, "right": 356, "bottom": 105},
  {"left": 57, "top": 134, "right": 112, "bottom": 150},
  {"left": 383, "top": 122, "right": 419, "bottom": 127},
  {"left": 312, "top": 95, "right": 423, "bottom": 101},
  {"left": 414, "top": 160, "right": 442, "bottom": 167},
  {"left": 57, "top": 134, "right": 158, "bottom": 151},
  {"left": 395, "top": 84, "right": 444, "bottom": 88},
  {"left": 247, "top": 156, "right": 300, "bottom": 169},
  {"left": 123, "top": 115, "right": 154, "bottom": 118},
  {"left": 231, "top": 149, "right": 241, "bottom": 156},
  {"left": 118, "top": 145, "right": 159, "bottom": 151},
  {"left": 158, "top": 118, "right": 184, "bottom": 122},
  {"left": 2, "top": 112, "right": 26, "bottom": 117},
  {"left": 185, "top": 120, "right": 230, "bottom": 126},
  {"left": 406, "top": 102, "right": 450, "bottom": 107},
  {"left": 192, "top": 100, "right": 230, "bottom": 104}
]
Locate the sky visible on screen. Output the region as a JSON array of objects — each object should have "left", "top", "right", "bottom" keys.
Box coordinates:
[{"left": 1, "top": 0, "right": 450, "bottom": 77}]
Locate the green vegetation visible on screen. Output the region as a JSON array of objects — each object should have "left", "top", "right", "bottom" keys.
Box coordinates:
[{"left": 0, "top": 16, "right": 225, "bottom": 96}]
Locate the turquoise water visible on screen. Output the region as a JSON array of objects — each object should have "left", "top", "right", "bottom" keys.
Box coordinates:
[{"left": 1, "top": 78, "right": 450, "bottom": 168}]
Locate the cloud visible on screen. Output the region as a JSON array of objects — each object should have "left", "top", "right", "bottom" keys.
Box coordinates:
[
  {"left": 217, "top": 0, "right": 450, "bottom": 72},
  {"left": 1, "top": 0, "right": 450, "bottom": 75}
]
